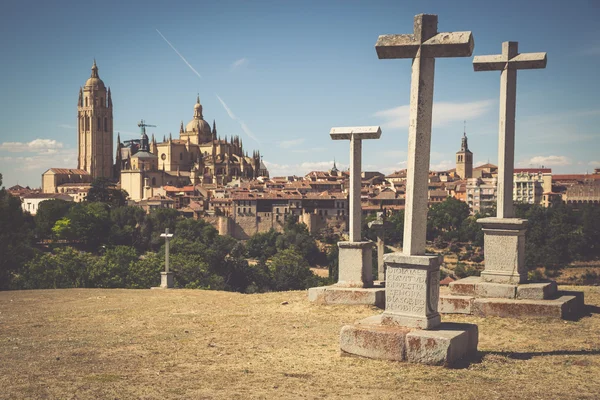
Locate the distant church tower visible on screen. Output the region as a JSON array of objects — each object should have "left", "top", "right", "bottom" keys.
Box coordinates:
[
  {"left": 77, "top": 60, "right": 113, "bottom": 179},
  {"left": 456, "top": 126, "right": 473, "bottom": 180}
]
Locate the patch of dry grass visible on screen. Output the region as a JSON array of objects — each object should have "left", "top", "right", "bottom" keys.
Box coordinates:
[{"left": 1, "top": 287, "right": 599, "bottom": 399}]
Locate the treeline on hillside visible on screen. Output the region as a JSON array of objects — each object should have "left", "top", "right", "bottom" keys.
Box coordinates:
[{"left": 0, "top": 173, "right": 331, "bottom": 291}]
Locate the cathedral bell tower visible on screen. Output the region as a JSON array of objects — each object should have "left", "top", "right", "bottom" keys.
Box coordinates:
[
  {"left": 78, "top": 60, "right": 113, "bottom": 179},
  {"left": 456, "top": 125, "right": 473, "bottom": 180}
]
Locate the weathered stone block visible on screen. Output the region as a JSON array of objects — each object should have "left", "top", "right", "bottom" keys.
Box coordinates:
[
  {"left": 340, "top": 319, "right": 410, "bottom": 361},
  {"left": 337, "top": 241, "right": 373, "bottom": 288},
  {"left": 160, "top": 272, "right": 173, "bottom": 289},
  {"left": 405, "top": 323, "right": 478, "bottom": 366},
  {"left": 308, "top": 286, "right": 385, "bottom": 308},
  {"left": 438, "top": 295, "right": 474, "bottom": 314},
  {"left": 381, "top": 253, "right": 442, "bottom": 329},
  {"left": 474, "top": 281, "right": 517, "bottom": 299},
  {"left": 448, "top": 276, "right": 478, "bottom": 296},
  {"left": 472, "top": 295, "right": 581, "bottom": 319},
  {"left": 478, "top": 218, "right": 528, "bottom": 284},
  {"left": 516, "top": 281, "right": 558, "bottom": 300}
]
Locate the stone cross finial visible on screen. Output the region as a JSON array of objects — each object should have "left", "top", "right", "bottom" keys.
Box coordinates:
[
  {"left": 160, "top": 228, "right": 174, "bottom": 273},
  {"left": 375, "top": 14, "right": 474, "bottom": 255},
  {"left": 331, "top": 126, "right": 382, "bottom": 242},
  {"left": 473, "top": 42, "right": 547, "bottom": 219}
]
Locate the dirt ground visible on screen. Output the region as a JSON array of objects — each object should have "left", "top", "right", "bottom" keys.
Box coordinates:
[{"left": 1, "top": 287, "right": 599, "bottom": 400}]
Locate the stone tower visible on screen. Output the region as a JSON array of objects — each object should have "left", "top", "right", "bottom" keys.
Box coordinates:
[
  {"left": 77, "top": 60, "right": 113, "bottom": 179},
  {"left": 456, "top": 131, "right": 473, "bottom": 180}
]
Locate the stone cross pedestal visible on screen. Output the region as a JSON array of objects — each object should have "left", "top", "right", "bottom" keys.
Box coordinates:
[
  {"left": 340, "top": 14, "right": 478, "bottom": 367},
  {"left": 368, "top": 211, "right": 393, "bottom": 281},
  {"left": 439, "top": 42, "right": 584, "bottom": 320},
  {"left": 160, "top": 228, "right": 174, "bottom": 288},
  {"left": 473, "top": 42, "right": 546, "bottom": 284},
  {"left": 308, "top": 127, "right": 385, "bottom": 307}
]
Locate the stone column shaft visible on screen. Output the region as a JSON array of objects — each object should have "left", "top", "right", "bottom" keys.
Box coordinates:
[
  {"left": 497, "top": 67, "right": 517, "bottom": 219},
  {"left": 349, "top": 137, "right": 362, "bottom": 242},
  {"left": 403, "top": 56, "right": 435, "bottom": 256}
]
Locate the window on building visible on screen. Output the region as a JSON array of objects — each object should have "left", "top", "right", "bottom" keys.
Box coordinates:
[
  {"left": 85, "top": 97, "right": 88, "bottom": 107},
  {"left": 179, "top": 153, "right": 183, "bottom": 160},
  {"left": 104, "top": 117, "right": 107, "bottom": 131},
  {"left": 100, "top": 97, "right": 104, "bottom": 107},
  {"left": 97, "top": 118, "right": 101, "bottom": 129},
  {"left": 152, "top": 177, "right": 156, "bottom": 185}
]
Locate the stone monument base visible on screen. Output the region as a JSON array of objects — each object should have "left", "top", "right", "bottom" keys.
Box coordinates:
[
  {"left": 439, "top": 276, "right": 585, "bottom": 319},
  {"left": 339, "top": 315, "right": 478, "bottom": 366},
  {"left": 151, "top": 272, "right": 174, "bottom": 289},
  {"left": 308, "top": 283, "right": 385, "bottom": 308}
]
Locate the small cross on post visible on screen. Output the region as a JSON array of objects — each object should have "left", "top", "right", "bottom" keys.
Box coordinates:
[
  {"left": 159, "top": 228, "right": 174, "bottom": 288},
  {"left": 473, "top": 42, "right": 547, "bottom": 219}
]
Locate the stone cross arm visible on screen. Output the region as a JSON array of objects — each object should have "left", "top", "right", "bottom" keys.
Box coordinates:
[
  {"left": 376, "top": 31, "right": 473, "bottom": 59},
  {"left": 160, "top": 233, "right": 174, "bottom": 238},
  {"left": 473, "top": 42, "right": 547, "bottom": 71},
  {"left": 330, "top": 126, "right": 381, "bottom": 140}
]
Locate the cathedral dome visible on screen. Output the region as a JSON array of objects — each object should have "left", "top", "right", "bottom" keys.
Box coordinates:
[
  {"left": 185, "top": 95, "right": 211, "bottom": 138},
  {"left": 84, "top": 60, "right": 106, "bottom": 89}
]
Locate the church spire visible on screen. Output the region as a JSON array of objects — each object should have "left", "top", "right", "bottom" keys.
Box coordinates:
[
  {"left": 460, "top": 120, "right": 469, "bottom": 152},
  {"left": 180, "top": 121, "right": 184, "bottom": 134},
  {"left": 91, "top": 59, "right": 99, "bottom": 78},
  {"left": 107, "top": 87, "right": 112, "bottom": 107}
]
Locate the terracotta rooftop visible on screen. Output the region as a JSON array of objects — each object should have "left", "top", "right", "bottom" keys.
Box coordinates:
[
  {"left": 46, "top": 168, "right": 90, "bottom": 175},
  {"left": 514, "top": 168, "right": 552, "bottom": 174}
]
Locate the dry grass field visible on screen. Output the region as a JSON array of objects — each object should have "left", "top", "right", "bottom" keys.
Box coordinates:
[{"left": 1, "top": 287, "right": 600, "bottom": 400}]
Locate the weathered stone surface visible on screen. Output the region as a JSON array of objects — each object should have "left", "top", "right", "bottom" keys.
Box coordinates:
[
  {"left": 474, "top": 281, "right": 517, "bottom": 299},
  {"left": 448, "top": 276, "right": 478, "bottom": 296},
  {"left": 382, "top": 254, "right": 441, "bottom": 329},
  {"left": 340, "top": 317, "right": 410, "bottom": 361},
  {"left": 438, "top": 295, "right": 474, "bottom": 314},
  {"left": 516, "top": 281, "right": 558, "bottom": 300},
  {"left": 160, "top": 271, "right": 173, "bottom": 289},
  {"left": 405, "top": 323, "right": 478, "bottom": 366},
  {"left": 308, "top": 286, "right": 385, "bottom": 308},
  {"left": 472, "top": 295, "right": 582, "bottom": 319},
  {"left": 478, "top": 218, "right": 528, "bottom": 284},
  {"left": 336, "top": 241, "right": 374, "bottom": 288}
]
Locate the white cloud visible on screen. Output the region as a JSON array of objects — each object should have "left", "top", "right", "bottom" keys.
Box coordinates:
[
  {"left": 57, "top": 124, "right": 76, "bottom": 129},
  {"left": 430, "top": 160, "right": 455, "bottom": 171},
  {"left": 292, "top": 147, "right": 325, "bottom": 154},
  {"left": 588, "top": 161, "right": 600, "bottom": 167},
  {"left": 279, "top": 138, "right": 305, "bottom": 149},
  {"left": 373, "top": 100, "right": 494, "bottom": 130},
  {"left": 0, "top": 139, "right": 64, "bottom": 153},
  {"left": 382, "top": 150, "right": 407, "bottom": 158},
  {"left": 526, "top": 155, "right": 571, "bottom": 167},
  {"left": 230, "top": 58, "right": 248, "bottom": 71},
  {"left": 0, "top": 148, "right": 77, "bottom": 172}
]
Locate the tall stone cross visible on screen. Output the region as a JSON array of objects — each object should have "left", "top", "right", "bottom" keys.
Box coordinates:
[
  {"left": 473, "top": 42, "right": 547, "bottom": 219},
  {"left": 330, "top": 126, "right": 382, "bottom": 242},
  {"left": 376, "top": 14, "right": 474, "bottom": 255}
]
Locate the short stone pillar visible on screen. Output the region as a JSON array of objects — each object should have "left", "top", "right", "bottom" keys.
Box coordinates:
[
  {"left": 381, "top": 253, "right": 441, "bottom": 329},
  {"left": 336, "top": 241, "right": 373, "bottom": 288},
  {"left": 368, "top": 212, "right": 393, "bottom": 282},
  {"left": 478, "top": 217, "right": 528, "bottom": 284},
  {"left": 160, "top": 271, "right": 174, "bottom": 288}
]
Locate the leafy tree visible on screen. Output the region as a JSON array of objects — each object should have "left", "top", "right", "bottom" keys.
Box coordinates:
[
  {"left": 0, "top": 173, "right": 36, "bottom": 289},
  {"left": 270, "top": 248, "right": 317, "bottom": 291},
  {"left": 86, "top": 177, "right": 127, "bottom": 207},
  {"left": 55, "top": 202, "right": 111, "bottom": 250},
  {"left": 34, "top": 199, "right": 74, "bottom": 240},
  {"left": 88, "top": 246, "right": 138, "bottom": 288},
  {"left": 427, "top": 197, "right": 470, "bottom": 241},
  {"left": 17, "top": 247, "right": 94, "bottom": 289},
  {"left": 109, "top": 206, "right": 146, "bottom": 248},
  {"left": 247, "top": 229, "right": 280, "bottom": 259}
]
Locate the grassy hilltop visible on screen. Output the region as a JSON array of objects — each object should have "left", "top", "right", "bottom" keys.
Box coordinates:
[{"left": 1, "top": 287, "right": 600, "bottom": 399}]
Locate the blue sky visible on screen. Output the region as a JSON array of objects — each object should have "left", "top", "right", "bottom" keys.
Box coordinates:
[{"left": 1, "top": 0, "right": 599, "bottom": 188}]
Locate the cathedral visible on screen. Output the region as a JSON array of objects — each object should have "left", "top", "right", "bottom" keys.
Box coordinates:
[
  {"left": 117, "top": 96, "right": 268, "bottom": 201},
  {"left": 42, "top": 61, "right": 268, "bottom": 200}
]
